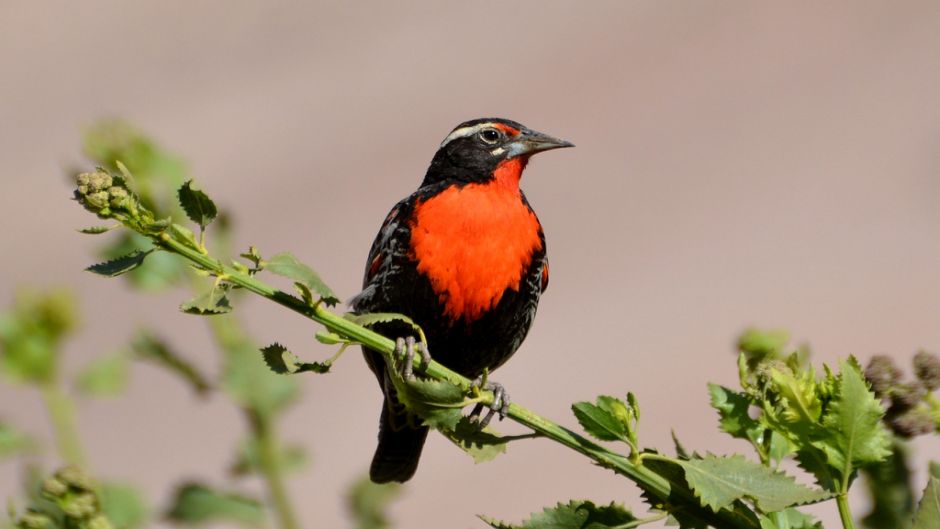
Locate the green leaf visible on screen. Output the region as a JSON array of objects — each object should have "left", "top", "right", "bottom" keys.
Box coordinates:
[
  {"left": 86, "top": 250, "right": 154, "bottom": 277},
  {"left": 571, "top": 398, "right": 628, "bottom": 442},
  {"left": 229, "top": 438, "right": 306, "bottom": 477},
  {"left": 180, "top": 285, "right": 232, "bottom": 315},
  {"left": 678, "top": 454, "right": 832, "bottom": 513},
  {"left": 912, "top": 464, "right": 940, "bottom": 529},
  {"left": 709, "top": 384, "right": 761, "bottom": 442},
  {"left": 442, "top": 417, "right": 508, "bottom": 464},
  {"left": 100, "top": 482, "right": 149, "bottom": 529},
  {"left": 75, "top": 351, "right": 129, "bottom": 397},
  {"left": 264, "top": 252, "right": 339, "bottom": 306},
  {"left": 399, "top": 377, "right": 465, "bottom": 431},
  {"left": 813, "top": 360, "right": 891, "bottom": 482},
  {"left": 346, "top": 475, "right": 402, "bottom": 529},
  {"left": 758, "top": 509, "right": 823, "bottom": 529},
  {"left": 77, "top": 225, "right": 114, "bottom": 234},
  {"left": 260, "top": 343, "right": 330, "bottom": 374},
  {"left": 100, "top": 232, "right": 184, "bottom": 291},
  {"left": 0, "top": 421, "right": 37, "bottom": 459},
  {"left": 177, "top": 180, "right": 217, "bottom": 230},
  {"left": 131, "top": 332, "right": 210, "bottom": 395},
  {"left": 165, "top": 483, "right": 264, "bottom": 527},
  {"left": 480, "top": 500, "right": 636, "bottom": 529},
  {"left": 346, "top": 312, "right": 423, "bottom": 337}
]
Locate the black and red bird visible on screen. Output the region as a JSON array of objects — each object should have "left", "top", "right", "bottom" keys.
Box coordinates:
[{"left": 351, "top": 118, "right": 573, "bottom": 483}]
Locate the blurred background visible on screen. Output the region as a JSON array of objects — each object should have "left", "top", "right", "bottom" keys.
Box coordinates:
[{"left": 2, "top": 2, "right": 940, "bottom": 528}]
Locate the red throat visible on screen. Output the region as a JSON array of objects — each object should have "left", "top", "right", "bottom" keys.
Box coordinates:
[
  {"left": 410, "top": 174, "right": 542, "bottom": 323},
  {"left": 492, "top": 157, "right": 529, "bottom": 192}
]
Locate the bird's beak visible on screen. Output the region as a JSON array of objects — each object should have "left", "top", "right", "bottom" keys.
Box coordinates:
[{"left": 509, "top": 129, "right": 575, "bottom": 157}]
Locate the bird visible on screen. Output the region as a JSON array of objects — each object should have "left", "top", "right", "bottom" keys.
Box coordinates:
[{"left": 350, "top": 118, "right": 573, "bottom": 483}]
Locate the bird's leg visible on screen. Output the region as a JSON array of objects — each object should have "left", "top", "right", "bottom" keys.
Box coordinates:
[
  {"left": 395, "top": 336, "right": 431, "bottom": 381},
  {"left": 469, "top": 374, "right": 511, "bottom": 428}
]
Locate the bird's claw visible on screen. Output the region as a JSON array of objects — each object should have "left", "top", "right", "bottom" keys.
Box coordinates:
[
  {"left": 394, "top": 336, "right": 431, "bottom": 381},
  {"left": 469, "top": 376, "right": 510, "bottom": 428}
]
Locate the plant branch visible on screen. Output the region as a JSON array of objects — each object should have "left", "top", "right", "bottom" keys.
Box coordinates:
[
  {"left": 836, "top": 493, "right": 856, "bottom": 529},
  {"left": 40, "top": 381, "right": 85, "bottom": 467},
  {"left": 150, "top": 231, "right": 759, "bottom": 529},
  {"left": 248, "top": 410, "right": 299, "bottom": 529}
]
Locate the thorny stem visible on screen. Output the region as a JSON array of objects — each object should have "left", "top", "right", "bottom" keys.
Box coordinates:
[
  {"left": 40, "top": 381, "right": 85, "bottom": 467},
  {"left": 153, "top": 230, "right": 761, "bottom": 529}
]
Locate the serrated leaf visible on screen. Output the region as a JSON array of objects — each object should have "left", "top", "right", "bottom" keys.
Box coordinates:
[
  {"left": 758, "top": 509, "right": 823, "bottom": 529},
  {"left": 177, "top": 180, "right": 217, "bottom": 229},
  {"left": 346, "top": 475, "right": 402, "bottom": 529},
  {"left": 442, "top": 417, "right": 508, "bottom": 464},
  {"left": 813, "top": 360, "right": 891, "bottom": 481},
  {"left": 100, "top": 231, "right": 183, "bottom": 291},
  {"left": 571, "top": 399, "right": 628, "bottom": 442},
  {"left": 165, "top": 483, "right": 264, "bottom": 527},
  {"left": 401, "top": 377, "right": 464, "bottom": 431},
  {"left": 346, "top": 312, "right": 422, "bottom": 335},
  {"left": 86, "top": 250, "right": 154, "bottom": 277},
  {"left": 913, "top": 465, "right": 940, "bottom": 529},
  {"left": 679, "top": 454, "right": 832, "bottom": 513},
  {"left": 260, "top": 343, "right": 330, "bottom": 374},
  {"left": 264, "top": 252, "right": 339, "bottom": 306},
  {"left": 709, "top": 384, "right": 761, "bottom": 442},
  {"left": 180, "top": 285, "right": 232, "bottom": 315},
  {"left": 131, "top": 332, "right": 210, "bottom": 395},
  {"left": 75, "top": 351, "right": 129, "bottom": 397},
  {"left": 101, "top": 482, "right": 149, "bottom": 529},
  {"left": 229, "top": 438, "right": 306, "bottom": 477},
  {"left": 78, "top": 225, "right": 114, "bottom": 234},
  {"left": 0, "top": 421, "right": 37, "bottom": 459},
  {"left": 480, "top": 500, "right": 636, "bottom": 529}
]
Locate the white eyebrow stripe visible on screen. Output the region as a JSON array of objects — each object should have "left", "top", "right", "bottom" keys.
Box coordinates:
[{"left": 440, "top": 123, "right": 494, "bottom": 148}]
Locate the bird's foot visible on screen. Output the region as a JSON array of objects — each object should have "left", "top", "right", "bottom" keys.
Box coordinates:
[
  {"left": 468, "top": 375, "right": 510, "bottom": 428},
  {"left": 394, "top": 336, "right": 431, "bottom": 381}
]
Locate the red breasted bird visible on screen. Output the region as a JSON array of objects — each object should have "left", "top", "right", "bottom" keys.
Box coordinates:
[{"left": 351, "top": 118, "right": 573, "bottom": 483}]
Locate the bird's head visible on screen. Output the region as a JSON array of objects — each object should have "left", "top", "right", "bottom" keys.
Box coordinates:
[{"left": 422, "top": 118, "right": 573, "bottom": 188}]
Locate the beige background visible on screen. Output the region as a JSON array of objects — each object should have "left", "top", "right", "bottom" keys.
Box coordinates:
[{"left": 2, "top": 2, "right": 940, "bottom": 528}]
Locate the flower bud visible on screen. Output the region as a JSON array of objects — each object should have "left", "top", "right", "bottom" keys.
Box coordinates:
[
  {"left": 87, "top": 515, "right": 114, "bottom": 529},
  {"left": 864, "top": 355, "right": 901, "bottom": 396},
  {"left": 892, "top": 381, "right": 926, "bottom": 410},
  {"left": 85, "top": 191, "right": 110, "bottom": 210},
  {"left": 87, "top": 171, "right": 112, "bottom": 192},
  {"left": 914, "top": 350, "right": 940, "bottom": 391},
  {"left": 40, "top": 476, "right": 68, "bottom": 499},
  {"left": 890, "top": 408, "right": 936, "bottom": 437},
  {"left": 57, "top": 465, "right": 94, "bottom": 491},
  {"left": 17, "top": 511, "right": 53, "bottom": 529},
  {"left": 61, "top": 492, "right": 97, "bottom": 519}
]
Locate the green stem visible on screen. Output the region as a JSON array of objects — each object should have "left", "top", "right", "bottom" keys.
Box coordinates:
[
  {"left": 40, "top": 382, "right": 85, "bottom": 467},
  {"left": 836, "top": 494, "right": 856, "bottom": 529},
  {"left": 149, "top": 230, "right": 759, "bottom": 529},
  {"left": 248, "top": 411, "right": 299, "bottom": 529}
]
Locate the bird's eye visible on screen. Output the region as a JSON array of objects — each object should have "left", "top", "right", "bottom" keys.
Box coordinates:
[{"left": 479, "top": 128, "right": 501, "bottom": 144}]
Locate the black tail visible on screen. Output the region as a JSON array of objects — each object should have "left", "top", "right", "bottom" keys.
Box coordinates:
[{"left": 370, "top": 399, "right": 429, "bottom": 483}]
